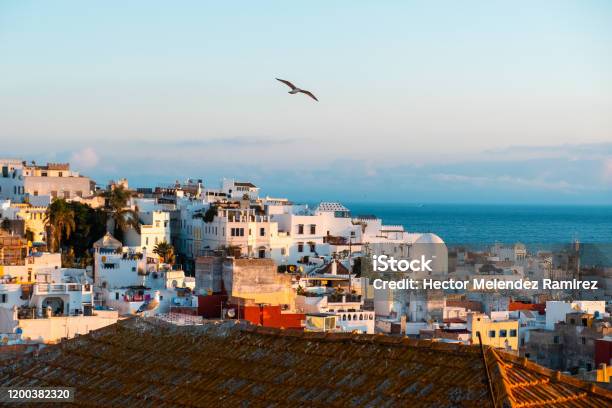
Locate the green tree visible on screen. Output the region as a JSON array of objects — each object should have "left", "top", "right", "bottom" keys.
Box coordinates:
[
  {"left": 45, "top": 199, "right": 76, "bottom": 252},
  {"left": 104, "top": 186, "right": 139, "bottom": 242},
  {"left": 153, "top": 241, "right": 175, "bottom": 264},
  {"left": 62, "top": 201, "right": 107, "bottom": 263}
]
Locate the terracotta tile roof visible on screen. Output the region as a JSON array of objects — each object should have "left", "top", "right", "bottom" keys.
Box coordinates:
[{"left": 0, "top": 318, "right": 610, "bottom": 407}]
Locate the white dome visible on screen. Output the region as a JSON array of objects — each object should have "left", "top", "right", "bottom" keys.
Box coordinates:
[{"left": 414, "top": 233, "right": 445, "bottom": 245}]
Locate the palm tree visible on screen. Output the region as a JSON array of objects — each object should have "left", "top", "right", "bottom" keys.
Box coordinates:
[
  {"left": 104, "top": 186, "right": 139, "bottom": 241},
  {"left": 45, "top": 199, "right": 76, "bottom": 252},
  {"left": 153, "top": 241, "right": 174, "bottom": 264}
]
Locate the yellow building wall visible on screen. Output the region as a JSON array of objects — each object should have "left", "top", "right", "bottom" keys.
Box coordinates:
[
  {"left": 13, "top": 204, "right": 47, "bottom": 243},
  {"left": 471, "top": 319, "right": 519, "bottom": 351},
  {"left": 231, "top": 289, "right": 296, "bottom": 308},
  {"left": 597, "top": 364, "right": 611, "bottom": 383}
]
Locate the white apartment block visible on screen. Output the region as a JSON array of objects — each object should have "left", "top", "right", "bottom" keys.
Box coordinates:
[
  {"left": 0, "top": 159, "right": 94, "bottom": 202},
  {"left": 123, "top": 198, "right": 173, "bottom": 254}
]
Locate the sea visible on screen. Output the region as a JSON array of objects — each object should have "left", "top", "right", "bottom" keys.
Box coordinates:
[{"left": 343, "top": 203, "right": 612, "bottom": 245}]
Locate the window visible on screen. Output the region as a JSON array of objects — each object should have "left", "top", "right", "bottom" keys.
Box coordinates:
[
  {"left": 297, "top": 243, "right": 304, "bottom": 253},
  {"left": 231, "top": 228, "right": 244, "bottom": 236},
  {"left": 260, "top": 227, "right": 265, "bottom": 236},
  {"left": 309, "top": 243, "right": 316, "bottom": 252},
  {"left": 146, "top": 237, "right": 149, "bottom": 245},
  {"left": 115, "top": 292, "right": 119, "bottom": 300},
  {"left": 310, "top": 224, "right": 316, "bottom": 234},
  {"left": 0, "top": 294, "right": 7, "bottom": 303},
  {"left": 281, "top": 248, "right": 286, "bottom": 255},
  {"left": 488, "top": 330, "right": 496, "bottom": 338},
  {"left": 297, "top": 224, "right": 304, "bottom": 234},
  {"left": 510, "top": 329, "right": 517, "bottom": 337},
  {"left": 499, "top": 329, "right": 507, "bottom": 337},
  {"left": 581, "top": 337, "right": 586, "bottom": 345},
  {"left": 58, "top": 172, "right": 63, "bottom": 177},
  {"left": 553, "top": 336, "right": 559, "bottom": 344}
]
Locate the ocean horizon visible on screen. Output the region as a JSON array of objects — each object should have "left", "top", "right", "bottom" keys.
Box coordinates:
[{"left": 334, "top": 203, "right": 612, "bottom": 245}]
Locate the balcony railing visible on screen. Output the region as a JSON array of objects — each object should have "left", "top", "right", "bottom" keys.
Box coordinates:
[{"left": 34, "top": 283, "right": 91, "bottom": 294}]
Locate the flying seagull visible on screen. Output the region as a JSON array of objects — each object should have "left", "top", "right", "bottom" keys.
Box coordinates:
[{"left": 276, "top": 78, "right": 318, "bottom": 101}]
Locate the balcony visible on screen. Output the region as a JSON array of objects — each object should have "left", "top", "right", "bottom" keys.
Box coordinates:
[{"left": 34, "top": 283, "right": 91, "bottom": 295}]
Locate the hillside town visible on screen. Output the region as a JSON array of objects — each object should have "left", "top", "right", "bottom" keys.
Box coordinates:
[{"left": 1, "top": 158, "right": 611, "bottom": 396}]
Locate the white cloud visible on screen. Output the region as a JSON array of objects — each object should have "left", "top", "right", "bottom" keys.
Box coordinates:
[
  {"left": 69, "top": 147, "right": 99, "bottom": 169},
  {"left": 430, "top": 173, "right": 580, "bottom": 192}
]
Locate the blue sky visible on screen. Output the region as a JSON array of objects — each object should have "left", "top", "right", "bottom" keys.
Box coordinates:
[{"left": 1, "top": 1, "right": 611, "bottom": 203}]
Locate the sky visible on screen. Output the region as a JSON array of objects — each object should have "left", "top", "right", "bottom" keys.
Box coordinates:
[{"left": 1, "top": 1, "right": 611, "bottom": 204}]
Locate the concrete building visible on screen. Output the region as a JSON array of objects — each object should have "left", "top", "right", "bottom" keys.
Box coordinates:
[
  {"left": 0, "top": 230, "right": 27, "bottom": 266},
  {"left": 0, "top": 200, "right": 48, "bottom": 243},
  {"left": 296, "top": 292, "right": 374, "bottom": 334},
  {"left": 123, "top": 198, "right": 172, "bottom": 254},
  {"left": 526, "top": 312, "right": 612, "bottom": 373},
  {"left": 222, "top": 258, "right": 295, "bottom": 308},
  {"left": 467, "top": 312, "right": 519, "bottom": 352},
  {"left": 221, "top": 179, "right": 260, "bottom": 200},
  {"left": 0, "top": 159, "right": 26, "bottom": 202},
  {"left": 545, "top": 300, "right": 606, "bottom": 330}
]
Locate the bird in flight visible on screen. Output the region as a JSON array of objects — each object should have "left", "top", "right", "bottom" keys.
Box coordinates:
[{"left": 276, "top": 78, "right": 318, "bottom": 101}]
